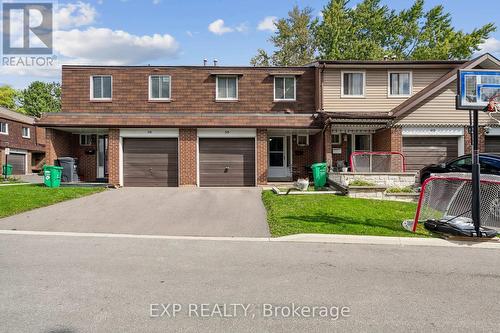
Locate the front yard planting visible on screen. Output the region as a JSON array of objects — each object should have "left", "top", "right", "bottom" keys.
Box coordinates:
[
  {"left": 262, "top": 191, "right": 430, "bottom": 237},
  {"left": 0, "top": 185, "right": 105, "bottom": 219}
]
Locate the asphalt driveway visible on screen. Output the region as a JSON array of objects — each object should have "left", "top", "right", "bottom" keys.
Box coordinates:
[{"left": 0, "top": 187, "right": 270, "bottom": 237}]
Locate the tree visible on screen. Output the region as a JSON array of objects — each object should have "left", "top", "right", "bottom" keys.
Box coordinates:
[
  {"left": 17, "top": 81, "right": 61, "bottom": 117},
  {"left": 251, "top": 6, "right": 317, "bottom": 66},
  {"left": 0, "top": 85, "right": 20, "bottom": 111},
  {"left": 315, "top": 0, "right": 496, "bottom": 60}
]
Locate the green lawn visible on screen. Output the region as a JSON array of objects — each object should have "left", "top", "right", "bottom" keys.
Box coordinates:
[
  {"left": 262, "top": 191, "right": 430, "bottom": 237},
  {"left": 0, "top": 185, "right": 105, "bottom": 218}
]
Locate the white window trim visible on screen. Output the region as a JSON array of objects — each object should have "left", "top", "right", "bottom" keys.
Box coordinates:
[
  {"left": 296, "top": 134, "right": 309, "bottom": 146},
  {"left": 215, "top": 75, "right": 238, "bottom": 101},
  {"left": 341, "top": 71, "right": 366, "bottom": 98},
  {"left": 80, "top": 134, "right": 93, "bottom": 146},
  {"left": 274, "top": 76, "right": 296, "bottom": 101},
  {"left": 387, "top": 71, "right": 413, "bottom": 98},
  {"left": 352, "top": 133, "right": 372, "bottom": 152},
  {"left": 148, "top": 75, "right": 172, "bottom": 101},
  {"left": 22, "top": 127, "right": 30, "bottom": 139},
  {"left": 90, "top": 75, "right": 113, "bottom": 101},
  {"left": 331, "top": 133, "right": 341, "bottom": 145},
  {"left": 0, "top": 122, "right": 8, "bottom": 135}
]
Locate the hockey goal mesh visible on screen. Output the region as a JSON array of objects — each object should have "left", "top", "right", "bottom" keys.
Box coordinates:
[
  {"left": 350, "top": 152, "right": 406, "bottom": 173},
  {"left": 405, "top": 174, "right": 500, "bottom": 232}
]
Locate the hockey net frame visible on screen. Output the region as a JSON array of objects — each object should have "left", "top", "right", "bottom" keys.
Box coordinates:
[
  {"left": 349, "top": 151, "right": 406, "bottom": 173},
  {"left": 405, "top": 174, "right": 500, "bottom": 232}
]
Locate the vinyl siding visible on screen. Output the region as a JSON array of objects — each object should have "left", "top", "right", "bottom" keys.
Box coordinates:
[{"left": 323, "top": 68, "right": 449, "bottom": 113}]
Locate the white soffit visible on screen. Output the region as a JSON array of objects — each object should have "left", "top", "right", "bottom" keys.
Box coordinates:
[
  {"left": 197, "top": 128, "right": 256, "bottom": 138},
  {"left": 120, "top": 128, "right": 179, "bottom": 138},
  {"left": 402, "top": 127, "right": 464, "bottom": 137}
]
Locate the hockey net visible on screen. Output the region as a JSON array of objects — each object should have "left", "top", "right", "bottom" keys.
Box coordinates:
[
  {"left": 350, "top": 152, "right": 406, "bottom": 173},
  {"left": 403, "top": 173, "right": 500, "bottom": 232}
]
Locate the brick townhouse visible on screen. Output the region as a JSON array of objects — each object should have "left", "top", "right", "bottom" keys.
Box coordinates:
[
  {"left": 36, "top": 53, "right": 500, "bottom": 187},
  {"left": 0, "top": 107, "right": 46, "bottom": 175}
]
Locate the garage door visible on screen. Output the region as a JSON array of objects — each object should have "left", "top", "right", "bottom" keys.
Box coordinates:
[
  {"left": 199, "top": 138, "right": 255, "bottom": 187},
  {"left": 9, "top": 153, "right": 26, "bottom": 175},
  {"left": 485, "top": 136, "right": 500, "bottom": 154},
  {"left": 123, "top": 138, "right": 178, "bottom": 187},
  {"left": 403, "top": 137, "right": 459, "bottom": 171}
]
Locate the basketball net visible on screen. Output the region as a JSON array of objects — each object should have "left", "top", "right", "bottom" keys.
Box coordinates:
[{"left": 487, "top": 94, "right": 500, "bottom": 125}]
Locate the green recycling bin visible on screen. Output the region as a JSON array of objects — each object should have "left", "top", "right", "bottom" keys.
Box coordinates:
[
  {"left": 43, "top": 165, "right": 63, "bottom": 188},
  {"left": 2, "top": 164, "right": 13, "bottom": 177},
  {"left": 311, "top": 162, "right": 328, "bottom": 188}
]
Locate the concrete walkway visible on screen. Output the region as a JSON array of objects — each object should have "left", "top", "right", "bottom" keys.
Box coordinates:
[{"left": 0, "top": 187, "right": 270, "bottom": 237}]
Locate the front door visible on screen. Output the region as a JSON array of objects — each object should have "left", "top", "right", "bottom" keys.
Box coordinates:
[
  {"left": 268, "top": 136, "right": 290, "bottom": 180},
  {"left": 97, "top": 135, "right": 108, "bottom": 179}
]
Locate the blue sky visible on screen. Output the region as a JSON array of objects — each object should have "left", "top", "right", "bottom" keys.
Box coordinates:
[{"left": 1, "top": 0, "right": 499, "bottom": 88}]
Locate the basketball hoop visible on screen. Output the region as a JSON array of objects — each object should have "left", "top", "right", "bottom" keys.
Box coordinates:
[{"left": 487, "top": 94, "right": 500, "bottom": 125}]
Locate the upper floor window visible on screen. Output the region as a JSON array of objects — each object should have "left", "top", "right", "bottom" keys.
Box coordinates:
[
  {"left": 0, "top": 122, "right": 8, "bottom": 135},
  {"left": 22, "top": 127, "right": 30, "bottom": 138},
  {"left": 388, "top": 71, "right": 412, "bottom": 97},
  {"left": 149, "top": 75, "right": 171, "bottom": 100},
  {"left": 274, "top": 76, "right": 296, "bottom": 101},
  {"left": 342, "top": 71, "right": 365, "bottom": 97},
  {"left": 91, "top": 75, "right": 112, "bottom": 100},
  {"left": 216, "top": 76, "right": 238, "bottom": 100}
]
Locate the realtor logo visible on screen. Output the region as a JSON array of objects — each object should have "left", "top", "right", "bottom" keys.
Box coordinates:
[{"left": 2, "top": 1, "right": 53, "bottom": 55}]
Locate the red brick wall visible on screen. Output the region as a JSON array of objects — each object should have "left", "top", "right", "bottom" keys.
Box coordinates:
[
  {"left": 0, "top": 117, "right": 44, "bottom": 152},
  {"left": 70, "top": 134, "right": 97, "bottom": 181},
  {"left": 464, "top": 126, "right": 486, "bottom": 154},
  {"left": 108, "top": 129, "right": 119, "bottom": 186},
  {"left": 62, "top": 66, "right": 315, "bottom": 114},
  {"left": 372, "top": 127, "right": 404, "bottom": 172},
  {"left": 179, "top": 128, "right": 197, "bottom": 186},
  {"left": 256, "top": 129, "right": 268, "bottom": 185},
  {"left": 46, "top": 129, "right": 72, "bottom": 165}
]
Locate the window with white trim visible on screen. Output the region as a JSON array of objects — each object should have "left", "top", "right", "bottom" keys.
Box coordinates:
[
  {"left": 0, "top": 122, "right": 7, "bottom": 135},
  {"left": 388, "top": 72, "right": 411, "bottom": 96},
  {"left": 354, "top": 134, "right": 371, "bottom": 151},
  {"left": 80, "top": 134, "right": 93, "bottom": 146},
  {"left": 216, "top": 76, "right": 238, "bottom": 100},
  {"left": 91, "top": 75, "right": 112, "bottom": 100},
  {"left": 297, "top": 134, "right": 309, "bottom": 146},
  {"left": 331, "top": 134, "right": 341, "bottom": 145},
  {"left": 149, "top": 75, "right": 171, "bottom": 100},
  {"left": 274, "top": 76, "right": 296, "bottom": 101},
  {"left": 342, "top": 72, "right": 365, "bottom": 97},
  {"left": 22, "top": 127, "right": 30, "bottom": 138}
]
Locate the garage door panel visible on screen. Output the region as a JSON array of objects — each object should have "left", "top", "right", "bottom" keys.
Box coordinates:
[
  {"left": 123, "top": 138, "right": 178, "bottom": 187},
  {"left": 485, "top": 136, "right": 500, "bottom": 154},
  {"left": 199, "top": 138, "right": 255, "bottom": 187},
  {"left": 9, "top": 153, "right": 26, "bottom": 175},
  {"left": 403, "top": 137, "right": 459, "bottom": 172}
]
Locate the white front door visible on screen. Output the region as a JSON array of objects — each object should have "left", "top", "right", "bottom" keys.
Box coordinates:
[{"left": 268, "top": 136, "right": 291, "bottom": 179}]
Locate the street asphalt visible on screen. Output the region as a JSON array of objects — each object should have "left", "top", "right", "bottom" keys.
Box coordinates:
[{"left": 1, "top": 233, "right": 499, "bottom": 332}]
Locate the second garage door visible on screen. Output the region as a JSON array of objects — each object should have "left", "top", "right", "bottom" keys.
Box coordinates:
[
  {"left": 9, "top": 153, "right": 26, "bottom": 175},
  {"left": 123, "top": 138, "right": 178, "bottom": 187},
  {"left": 403, "top": 137, "right": 459, "bottom": 171},
  {"left": 199, "top": 138, "right": 255, "bottom": 187},
  {"left": 485, "top": 136, "right": 500, "bottom": 154}
]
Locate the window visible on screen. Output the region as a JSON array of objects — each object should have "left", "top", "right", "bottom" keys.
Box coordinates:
[
  {"left": 216, "top": 76, "right": 238, "bottom": 100},
  {"left": 354, "top": 134, "right": 371, "bottom": 151},
  {"left": 331, "top": 134, "right": 341, "bottom": 145},
  {"left": 388, "top": 72, "right": 412, "bottom": 97},
  {"left": 0, "top": 122, "right": 7, "bottom": 135},
  {"left": 297, "top": 134, "right": 309, "bottom": 146},
  {"left": 269, "top": 137, "right": 285, "bottom": 167},
  {"left": 91, "top": 75, "right": 112, "bottom": 100},
  {"left": 342, "top": 71, "right": 365, "bottom": 97},
  {"left": 80, "top": 134, "right": 93, "bottom": 146},
  {"left": 274, "top": 76, "right": 296, "bottom": 101},
  {"left": 22, "top": 127, "right": 30, "bottom": 138},
  {"left": 149, "top": 75, "right": 171, "bottom": 100}
]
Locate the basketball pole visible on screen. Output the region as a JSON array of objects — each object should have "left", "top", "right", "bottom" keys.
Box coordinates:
[{"left": 471, "top": 109, "right": 481, "bottom": 237}]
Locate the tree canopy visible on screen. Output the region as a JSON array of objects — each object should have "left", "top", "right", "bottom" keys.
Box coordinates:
[
  {"left": 251, "top": 0, "right": 496, "bottom": 66},
  {"left": 0, "top": 85, "right": 19, "bottom": 111},
  {"left": 17, "top": 81, "right": 61, "bottom": 117}
]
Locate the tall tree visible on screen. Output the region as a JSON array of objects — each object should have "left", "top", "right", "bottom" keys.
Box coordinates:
[
  {"left": 251, "top": 6, "right": 317, "bottom": 66},
  {"left": 17, "top": 81, "right": 61, "bottom": 117},
  {"left": 0, "top": 85, "right": 19, "bottom": 111}
]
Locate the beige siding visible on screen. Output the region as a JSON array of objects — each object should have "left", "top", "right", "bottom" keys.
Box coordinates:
[
  {"left": 323, "top": 68, "right": 449, "bottom": 113},
  {"left": 398, "top": 81, "right": 490, "bottom": 126}
]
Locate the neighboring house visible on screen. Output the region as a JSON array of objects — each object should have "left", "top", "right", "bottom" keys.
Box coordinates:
[
  {"left": 37, "top": 65, "right": 325, "bottom": 186},
  {"left": 312, "top": 53, "right": 500, "bottom": 172},
  {"left": 36, "top": 53, "right": 500, "bottom": 187},
  {"left": 0, "top": 107, "right": 46, "bottom": 175}
]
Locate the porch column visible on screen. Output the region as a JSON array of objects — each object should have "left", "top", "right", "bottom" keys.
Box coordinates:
[
  {"left": 256, "top": 129, "right": 268, "bottom": 185},
  {"left": 108, "top": 129, "right": 120, "bottom": 186},
  {"left": 323, "top": 124, "right": 333, "bottom": 167},
  {"left": 179, "top": 128, "right": 197, "bottom": 186}
]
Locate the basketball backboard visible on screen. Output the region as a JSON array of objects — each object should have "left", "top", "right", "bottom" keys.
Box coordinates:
[{"left": 456, "top": 69, "right": 500, "bottom": 110}]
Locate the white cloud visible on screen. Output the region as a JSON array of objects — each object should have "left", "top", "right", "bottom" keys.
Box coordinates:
[
  {"left": 54, "top": 28, "right": 179, "bottom": 65},
  {"left": 479, "top": 37, "right": 500, "bottom": 57},
  {"left": 208, "top": 19, "right": 233, "bottom": 35},
  {"left": 235, "top": 22, "right": 248, "bottom": 33},
  {"left": 257, "top": 16, "right": 277, "bottom": 32},
  {"left": 55, "top": 1, "right": 97, "bottom": 29}
]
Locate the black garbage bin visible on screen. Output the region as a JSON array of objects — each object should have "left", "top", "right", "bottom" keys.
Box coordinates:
[{"left": 56, "top": 157, "right": 80, "bottom": 182}]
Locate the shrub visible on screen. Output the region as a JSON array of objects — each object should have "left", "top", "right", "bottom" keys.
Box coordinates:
[
  {"left": 386, "top": 186, "right": 416, "bottom": 193},
  {"left": 349, "top": 179, "right": 376, "bottom": 187}
]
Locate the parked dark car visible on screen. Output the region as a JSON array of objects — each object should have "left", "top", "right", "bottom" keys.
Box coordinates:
[{"left": 419, "top": 154, "right": 500, "bottom": 184}]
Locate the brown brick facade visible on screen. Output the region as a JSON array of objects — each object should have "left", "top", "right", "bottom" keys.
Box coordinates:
[
  {"left": 372, "top": 127, "right": 404, "bottom": 172},
  {"left": 107, "top": 129, "right": 120, "bottom": 186},
  {"left": 179, "top": 128, "right": 197, "bottom": 186},
  {"left": 45, "top": 129, "right": 72, "bottom": 166},
  {"left": 464, "top": 126, "right": 486, "bottom": 154},
  {"left": 256, "top": 129, "right": 268, "bottom": 185}
]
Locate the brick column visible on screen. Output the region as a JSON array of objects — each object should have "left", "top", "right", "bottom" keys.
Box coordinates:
[
  {"left": 372, "top": 127, "right": 403, "bottom": 172},
  {"left": 256, "top": 129, "right": 268, "bottom": 185},
  {"left": 179, "top": 128, "right": 197, "bottom": 186},
  {"left": 464, "top": 126, "right": 486, "bottom": 154},
  {"left": 107, "top": 129, "right": 120, "bottom": 186},
  {"left": 323, "top": 124, "right": 332, "bottom": 167}
]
